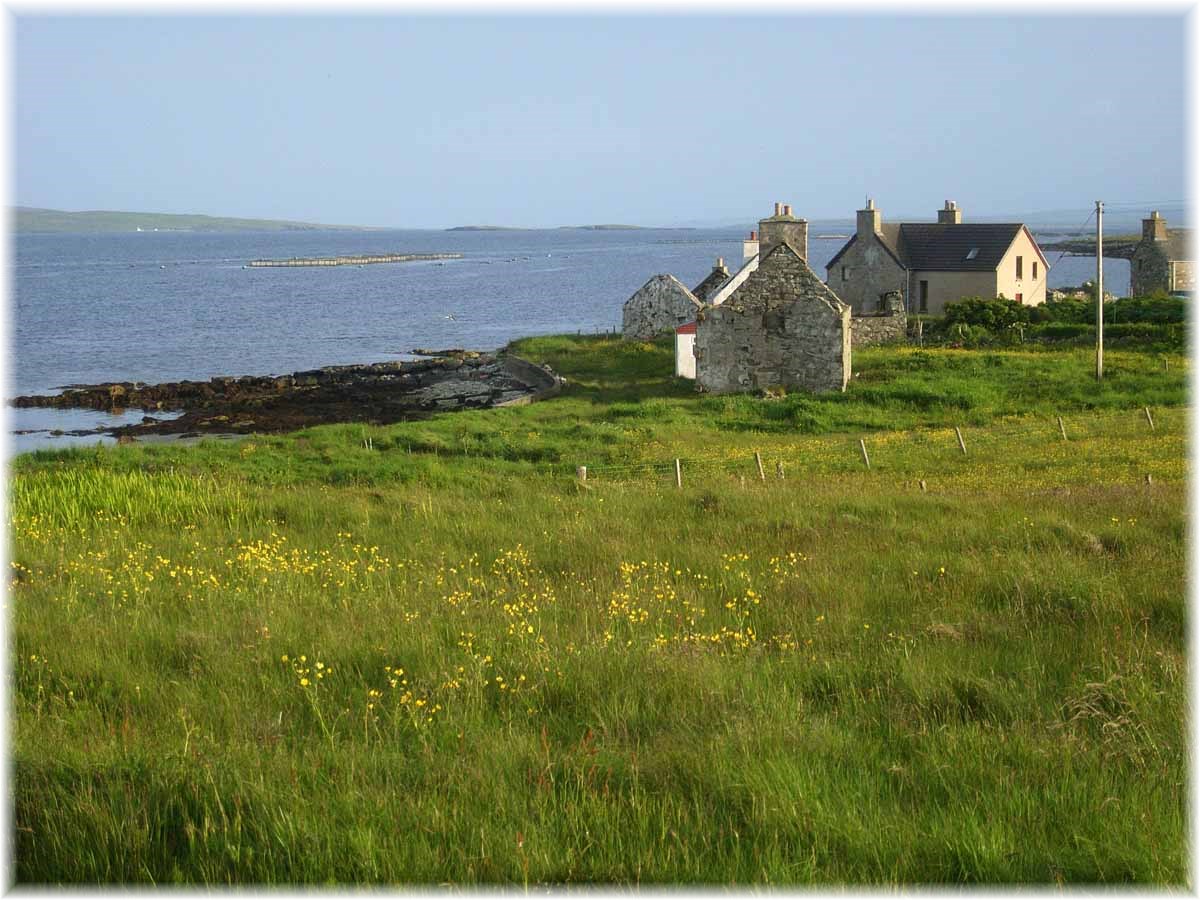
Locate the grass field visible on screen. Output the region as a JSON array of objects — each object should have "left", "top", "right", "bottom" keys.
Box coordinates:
[{"left": 8, "top": 336, "right": 1188, "bottom": 885}]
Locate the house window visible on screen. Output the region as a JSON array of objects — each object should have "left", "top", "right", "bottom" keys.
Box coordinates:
[
  {"left": 842, "top": 266, "right": 850, "bottom": 281},
  {"left": 919, "top": 280, "right": 929, "bottom": 313},
  {"left": 965, "top": 248, "right": 979, "bottom": 261},
  {"left": 1016, "top": 256, "right": 1024, "bottom": 279},
  {"left": 1016, "top": 293, "right": 1023, "bottom": 303}
]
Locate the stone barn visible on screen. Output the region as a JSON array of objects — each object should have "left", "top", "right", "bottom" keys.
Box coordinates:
[
  {"left": 694, "top": 240, "right": 851, "bottom": 394},
  {"left": 621, "top": 274, "right": 702, "bottom": 341}
]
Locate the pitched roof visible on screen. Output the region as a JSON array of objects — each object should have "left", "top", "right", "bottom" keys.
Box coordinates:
[
  {"left": 898, "top": 223, "right": 1025, "bottom": 271},
  {"left": 825, "top": 222, "right": 1035, "bottom": 273},
  {"left": 724, "top": 239, "right": 848, "bottom": 313}
]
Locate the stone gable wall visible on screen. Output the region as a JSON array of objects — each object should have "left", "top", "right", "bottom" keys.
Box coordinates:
[
  {"left": 621, "top": 274, "right": 701, "bottom": 341},
  {"left": 695, "top": 245, "right": 851, "bottom": 394},
  {"left": 1131, "top": 242, "right": 1172, "bottom": 296},
  {"left": 827, "top": 233, "right": 908, "bottom": 314},
  {"left": 692, "top": 267, "right": 731, "bottom": 303}
]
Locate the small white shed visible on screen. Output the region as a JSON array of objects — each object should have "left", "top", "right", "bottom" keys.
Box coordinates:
[{"left": 675, "top": 321, "right": 697, "bottom": 379}]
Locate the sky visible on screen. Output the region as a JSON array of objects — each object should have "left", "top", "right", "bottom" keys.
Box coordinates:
[{"left": 11, "top": 12, "right": 1191, "bottom": 228}]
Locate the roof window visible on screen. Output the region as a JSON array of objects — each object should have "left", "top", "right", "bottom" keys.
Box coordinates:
[{"left": 965, "top": 248, "right": 979, "bottom": 261}]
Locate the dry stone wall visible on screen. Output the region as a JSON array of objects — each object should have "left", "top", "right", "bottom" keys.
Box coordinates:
[
  {"left": 850, "top": 291, "right": 907, "bottom": 347},
  {"left": 622, "top": 274, "right": 702, "bottom": 341},
  {"left": 695, "top": 241, "right": 850, "bottom": 394}
]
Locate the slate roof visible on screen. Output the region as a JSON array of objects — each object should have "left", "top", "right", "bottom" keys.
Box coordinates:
[{"left": 825, "top": 223, "right": 1044, "bottom": 273}]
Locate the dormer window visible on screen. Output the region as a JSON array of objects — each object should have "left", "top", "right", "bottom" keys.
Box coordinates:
[{"left": 965, "top": 248, "right": 979, "bottom": 261}]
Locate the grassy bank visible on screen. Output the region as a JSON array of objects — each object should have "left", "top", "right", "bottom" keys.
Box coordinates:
[{"left": 9, "top": 337, "right": 1188, "bottom": 885}]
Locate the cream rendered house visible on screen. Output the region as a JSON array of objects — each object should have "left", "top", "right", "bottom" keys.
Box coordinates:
[{"left": 825, "top": 200, "right": 1050, "bottom": 315}]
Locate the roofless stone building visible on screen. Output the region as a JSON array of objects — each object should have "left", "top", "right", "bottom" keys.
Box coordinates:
[{"left": 621, "top": 274, "right": 703, "bottom": 341}]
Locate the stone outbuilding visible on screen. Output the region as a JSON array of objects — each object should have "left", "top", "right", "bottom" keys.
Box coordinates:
[
  {"left": 1130, "top": 211, "right": 1193, "bottom": 296},
  {"left": 621, "top": 274, "right": 702, "bottom": 341},
  {"left": 825, "top": 199, "right": 1049, "bottom": 315},
  {"left": 694, "top": 239, "right": 851, "bottom": 394}
]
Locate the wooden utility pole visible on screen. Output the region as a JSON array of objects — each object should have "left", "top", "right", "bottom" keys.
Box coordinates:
[{"left": 1096, "top": 200, "right": 1104, "bottom": 381}]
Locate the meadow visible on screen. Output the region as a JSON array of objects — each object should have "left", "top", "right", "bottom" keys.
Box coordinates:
[{"left": 9, "top": 336, "right": 1188, "bottom": 885}]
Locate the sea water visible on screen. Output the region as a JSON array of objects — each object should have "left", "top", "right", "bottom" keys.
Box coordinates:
[{"left": 10, "top": 225, "right": 1130, "bottom": 454}]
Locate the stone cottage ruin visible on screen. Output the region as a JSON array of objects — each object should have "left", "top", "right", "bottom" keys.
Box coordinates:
[
  {"left": 1130, "top": 211, "right": 1193, "bottom": 296},
  {"left": 621, "top": 274, "right": 702, "bottom": 341},
  {"left": 694, "top": 239, "right": 851, "bottom": 394}
]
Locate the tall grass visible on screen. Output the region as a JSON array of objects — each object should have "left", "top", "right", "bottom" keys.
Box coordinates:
[{"left": 8, "top": 337, "right": 1188, "bottom": 885}]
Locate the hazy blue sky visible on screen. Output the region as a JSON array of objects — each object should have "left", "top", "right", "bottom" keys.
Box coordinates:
[{"left": 13, "top": 14, "right": 1188, "bottom": 228}]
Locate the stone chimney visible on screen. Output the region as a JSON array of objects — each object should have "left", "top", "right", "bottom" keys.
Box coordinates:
[
  {"left": 937, "top": 200, "right": 962, "bottom": 225},
  {"left": 743, "top": 230, "right": 759, "bottom": 262},
  {"left": 759, "top": 203, "right": 808, "bottom": 261},
  {"left": 1143, "top": 210, "right": 1168, "bottom": 241},
  {"left": 857, "top": 198, "right": 881, "bottom": 240}
]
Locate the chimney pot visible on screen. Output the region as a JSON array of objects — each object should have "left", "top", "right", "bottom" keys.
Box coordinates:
[
  {"left": 750, "top": 230, "right": 757, "bottom": 240},
  {"left": 784, "top": 204, "right": 792, "bottom": 217},
  {"left": 867, "top": 198, "right": 875, "bottom": 210},
  {"left": 774, "top": 202, "right": 782, "bottom": 216},
  {"left": 715, "top": 256, "right": 725, "bottom": 269}
]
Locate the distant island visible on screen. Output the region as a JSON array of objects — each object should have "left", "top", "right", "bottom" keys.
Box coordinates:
[
  {"left": 14, "top": 207, "right": 371, "bottom": 234},
  {"left": 446, "top": 224, "right": 688, "bottom": 232}
]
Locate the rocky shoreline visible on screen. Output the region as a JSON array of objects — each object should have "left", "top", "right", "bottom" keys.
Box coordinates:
[{"left": 11, "top": 352, "right": 562, "bottom": 442}]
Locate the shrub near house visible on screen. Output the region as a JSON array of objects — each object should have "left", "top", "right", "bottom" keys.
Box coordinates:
[{"left": 926, "top": 295, "right": 1185, "bottom": 350}]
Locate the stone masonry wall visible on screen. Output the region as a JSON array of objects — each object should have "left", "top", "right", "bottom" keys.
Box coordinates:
[
  {"left": 1131, "top": 242, "right": 1172, "bottom": 297},
  {"left": 622, "top": 274, "right": 702, "bottom": 341},
  {"left": 695, "top": 242, "right": 850, "bottom": 394},
  {"left": 826, "top": 233, "right": 908, "bottom": 314},
  {"left": 850, "top": 291, "right": 907, "bottom": 347}
]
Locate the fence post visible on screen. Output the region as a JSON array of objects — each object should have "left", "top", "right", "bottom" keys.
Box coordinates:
[
  {"left": 1144, "top": 407, "right": 1155, "bottom": 431},
  {"left": 675, "top": 458, "right": 682, "bottom": 489},
  {"left": 955, "top": 426, "right": 967, "bottom": 454},
  {"left": 755, "top": 451, "right": 766, "bottom": 481},
  {"left": 1057, "top": 416, "right": 1067, "bottom": 441},
  {"left": 859, "top": 439, "right": 871, "bottom": 469},
  {"left": 577, "top": 465, "right": 587, "bottom": 483}
]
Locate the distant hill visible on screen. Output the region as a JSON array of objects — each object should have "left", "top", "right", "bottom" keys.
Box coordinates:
[
  {"left": 13, "top": 207, "right": 370, "bottom": 234},
  {"left": 445, "top": 225, "right": 530, "bottom": 232}
]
